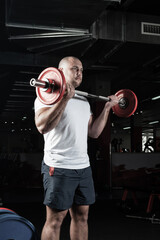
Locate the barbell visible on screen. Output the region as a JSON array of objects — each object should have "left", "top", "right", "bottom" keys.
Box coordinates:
[{"left": 30, "top": 67, "right": 138, "bottom": 118}]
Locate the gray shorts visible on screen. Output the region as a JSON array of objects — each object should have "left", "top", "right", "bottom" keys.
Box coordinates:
[{"left": 41, "top": 161, "right": 96, "bottom": 210}]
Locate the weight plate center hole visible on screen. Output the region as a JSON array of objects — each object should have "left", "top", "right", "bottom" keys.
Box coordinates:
[{"left": 118, "top": 97, "right": 129, "bottom": 109}]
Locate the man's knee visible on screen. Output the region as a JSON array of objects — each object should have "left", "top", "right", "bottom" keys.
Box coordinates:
[
  {"left": 46, "top": 207, "right": 68, "bottom": 230},
  {"left": 70, "top": 205, "right": 89, "bottom": 223},
  {"left": 77, "top": 214, "right": 88, "bottom": 225},
  {"left": 48, "top": 218, "right": 63, "bottom": 230}
]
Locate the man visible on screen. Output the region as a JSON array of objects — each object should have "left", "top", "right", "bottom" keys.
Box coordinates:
[{"left": 34, "top": 56, "right": 119, "bottom": 240}]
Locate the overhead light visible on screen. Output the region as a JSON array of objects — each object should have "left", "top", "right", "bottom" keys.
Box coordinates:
[
  {"left": 149, "top": 121, "right": 159, "bottom": 125},
  {"left": 123, "top": 127, "right": 131, "bottom": 130},
  {"left": 151, "top": 95, "right": 160, "bottom": 100}
]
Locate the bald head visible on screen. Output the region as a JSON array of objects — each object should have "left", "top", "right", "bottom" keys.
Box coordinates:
[
  {"left": 58, "top": 56, "right": 81, "bottom": 69},
  {"left": 58, "top": 56, "right": 83, "bottom": 88}
]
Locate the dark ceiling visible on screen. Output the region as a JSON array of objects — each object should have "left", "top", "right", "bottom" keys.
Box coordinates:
[{"left": 0, "top": 0, "right": 160, "bottom": 133}]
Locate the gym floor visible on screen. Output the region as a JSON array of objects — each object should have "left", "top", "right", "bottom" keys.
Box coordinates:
[{"left": 2, "top": 189, "right": 160, "bottom": 240}]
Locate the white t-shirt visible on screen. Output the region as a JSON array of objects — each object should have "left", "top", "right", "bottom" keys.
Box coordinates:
[{"left": 34, "top": 94, "right": 92, "bottom": 169}]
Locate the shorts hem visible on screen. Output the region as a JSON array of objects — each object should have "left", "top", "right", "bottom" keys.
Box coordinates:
[
  {"left": 44, "top": 200, "right": 95, "bottom": 211},
  {"left": 44, "top": 202, "right": 72, "bottom": 211},
  {"left": 74, "top": 200, "right": 95, "bottom": 206}
]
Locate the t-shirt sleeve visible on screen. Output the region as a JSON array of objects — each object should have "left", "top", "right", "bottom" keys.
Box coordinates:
[{"left": 34, "top": 97, "right": 54, "bottom": 112}]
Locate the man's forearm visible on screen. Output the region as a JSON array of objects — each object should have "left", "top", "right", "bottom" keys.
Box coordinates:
[{"left": 88, "top": 106, "right": 111, "bottom": 138}]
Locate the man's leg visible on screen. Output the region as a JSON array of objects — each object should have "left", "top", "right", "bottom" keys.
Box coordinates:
[
  {"left": 69, "top": 205, "right": 89, "bottom": 240},
  {"left": 41, "top": 206, "right": 68, "bottom": 240}
]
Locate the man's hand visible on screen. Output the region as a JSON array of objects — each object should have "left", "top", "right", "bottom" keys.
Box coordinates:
[
  {"left": 64, "top": 83, "right": 75, "bottom": 100},
  {"left": 104, "top": 95, "right": 119, "bottom": 109}
]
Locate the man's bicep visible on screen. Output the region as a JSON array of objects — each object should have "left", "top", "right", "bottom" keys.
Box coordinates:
[
  {"left": 35, "top": 107, "right": 50, "bottom": 127},
  {"left": 35, "top": 107, "right": 49, "bottom": 118}
]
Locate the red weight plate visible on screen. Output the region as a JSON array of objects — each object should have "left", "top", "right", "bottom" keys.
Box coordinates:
[
  {"left": 36, "top": 67, "right": 66, "bottom": 105},
  {"left": 112, "top": 89, "right": 138, "bottom": 118},
  {"left": 0, "top": 208, "right": 16, "bottom": 213}
]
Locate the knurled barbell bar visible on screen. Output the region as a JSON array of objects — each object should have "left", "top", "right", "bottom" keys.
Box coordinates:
[{"left": 30, "top": 67, "right": 138, "bottom": 118}]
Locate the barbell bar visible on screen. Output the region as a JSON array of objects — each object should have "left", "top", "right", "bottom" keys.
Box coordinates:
[
  {"left": 30, "top": 78, "right": 111, "bottom": 101},
  {"left": 30, "top": 67, "right": 138, "bottom": 118},
  {"left": 30, "top": 79, "right": 129, "bottom": 109}
]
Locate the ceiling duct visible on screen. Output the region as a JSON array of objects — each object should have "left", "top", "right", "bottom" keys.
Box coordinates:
[
  {"left": 141, "top": 22, "right": 160, "bottom": 36},
  {"left": 91, "top": 10, "right": 160, "bottom": 45}
]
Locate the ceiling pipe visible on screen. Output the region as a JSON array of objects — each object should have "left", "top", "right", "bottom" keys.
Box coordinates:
[{"left": 6, "top": 22, "right": 89, "bottom": 34}]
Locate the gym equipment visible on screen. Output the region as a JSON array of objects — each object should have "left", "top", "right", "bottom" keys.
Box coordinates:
[
  {"left": 30, "top": 67, "right": 138, "bottom": 118},
  {"left": 126, "top": 214, "right": 160, "bottom": 224},
  {"left": 112, "top": 89, "right": 138, "bottom": 118},
  {"left": 0, "top": 207, "right": 39, "bottom": 240},
  {"left": 30, "top": 67, "right": 66, "bottom": 105}
]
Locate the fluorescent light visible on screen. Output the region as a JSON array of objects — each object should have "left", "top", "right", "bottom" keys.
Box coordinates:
[
  {"left": 149, "top": 121, "right": 159, "bottom": 125},
  {"left": 123, "top": 127, "right": 131, "bottom": 130},
  {"left": 151, "top": 95, "right": 160, "bottom": 100}
]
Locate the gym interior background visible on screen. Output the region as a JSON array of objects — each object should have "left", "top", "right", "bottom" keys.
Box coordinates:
[{"left": 1, "top": 0, "right": 160, "bottom": 239}]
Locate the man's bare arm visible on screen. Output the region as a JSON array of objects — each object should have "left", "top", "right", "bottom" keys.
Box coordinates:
[
  {"left": 88, "top": 95, "right": 119, "bottom": 138},
  {"left": 35, "top": 83, "right": 75, "bottom": 134}
]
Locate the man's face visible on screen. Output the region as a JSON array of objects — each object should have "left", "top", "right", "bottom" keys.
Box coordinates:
[{"left": 60, "top": 58, "right": 83, "bottom": 88}]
